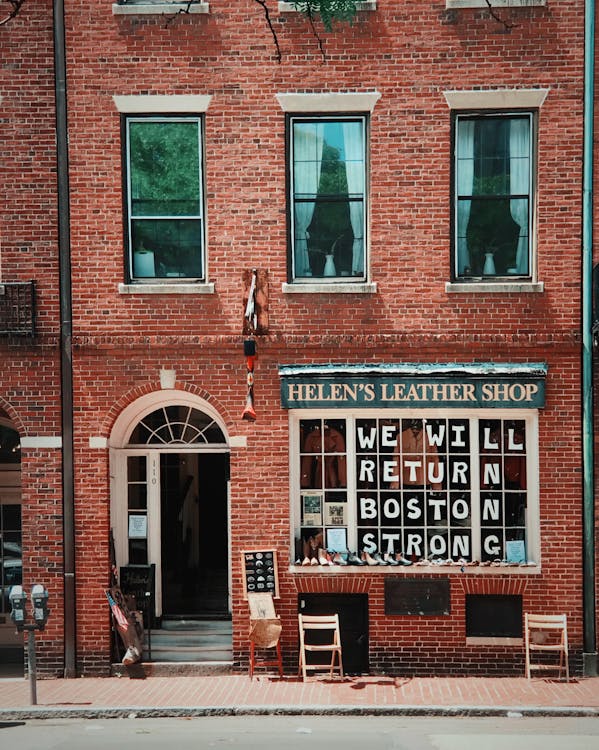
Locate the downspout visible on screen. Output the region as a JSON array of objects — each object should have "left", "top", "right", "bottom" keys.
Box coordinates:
[
  {"left": 53, "top": 0, "right": 76, "bottom": 678},
  {"left": 583, "top": 0, "right": 597, "bottom": 677}
]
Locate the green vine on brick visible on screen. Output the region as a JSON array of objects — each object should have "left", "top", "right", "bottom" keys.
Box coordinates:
[
  {"left": 254, "top": 0, "right": 359, "bottom": 63},
  {"left": 290, "top": 0, "right": 359, "bottom": 32}
]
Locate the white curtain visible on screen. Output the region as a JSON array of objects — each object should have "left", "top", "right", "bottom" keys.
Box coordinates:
[
  {"left": 293, "top": 123, "right": 324, "bottom": 276},
  {"left": 456, "top": 120, "right": 475, "bottom": 275},
  {"left": 342, "top": 122, "right": 365, "bottom": 275},
  {"left": 509, "top": 118, "right": 530, "bottom": 274}
]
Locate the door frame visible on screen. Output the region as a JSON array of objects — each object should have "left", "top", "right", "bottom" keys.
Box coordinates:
[{"left": 109, "top": 391, "right": 231, "bottom": 619}]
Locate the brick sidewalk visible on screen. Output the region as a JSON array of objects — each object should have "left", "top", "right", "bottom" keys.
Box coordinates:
[{"left": 1, "top": 674, "right": 599, "bottom": 718}]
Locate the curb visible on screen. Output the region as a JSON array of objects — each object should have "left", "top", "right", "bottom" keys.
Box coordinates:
[{"left": 1, "top": 704, "right": 599, "bottom": 720}]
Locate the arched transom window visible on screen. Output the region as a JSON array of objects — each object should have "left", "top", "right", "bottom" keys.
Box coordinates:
[{"left": 126, "top": 405, "right": 225, "bottom": 446}]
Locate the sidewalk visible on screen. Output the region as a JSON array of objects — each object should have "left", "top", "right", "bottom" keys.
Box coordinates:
[{"left": 1, "top": 672, "right": 599, "bottom": 720}]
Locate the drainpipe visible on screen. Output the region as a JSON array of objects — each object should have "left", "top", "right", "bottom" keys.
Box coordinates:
[
  {"left": 583, "top": 0, "right": 597, "bottom": 677},
  {"left": 53, "top": 0, "right": 76, "bottom": 678}
]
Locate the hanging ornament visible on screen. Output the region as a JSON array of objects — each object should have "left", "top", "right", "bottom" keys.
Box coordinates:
[{"left": 242, "top": 339, "right": 257, "bottom": 421}]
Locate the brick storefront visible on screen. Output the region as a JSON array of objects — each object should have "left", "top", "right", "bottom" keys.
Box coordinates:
[{"left": 2, "top": 0, "right": 595, "bottom": 677}]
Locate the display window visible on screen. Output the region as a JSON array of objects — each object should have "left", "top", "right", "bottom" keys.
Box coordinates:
[{"left": 291, "top": 411, "right": 539, "bottom": 567}]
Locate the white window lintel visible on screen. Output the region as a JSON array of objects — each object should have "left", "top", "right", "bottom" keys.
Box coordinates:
[
  {"left": 113, "top": 94, "right": 212, "bottom": 113},
  {"left": 276, "top": 91, "right": 381, "bottom": 113},
  {"left": 444, "top": 88, "right": 549, "bottom": 110}
]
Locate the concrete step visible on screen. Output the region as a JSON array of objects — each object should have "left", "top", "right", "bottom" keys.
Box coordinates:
[
  {"left": 141, "top": 618, "right": 233, "bottom": 664},
  {"left": 111, "top": 661, "right": 234, "bottom": 677}
]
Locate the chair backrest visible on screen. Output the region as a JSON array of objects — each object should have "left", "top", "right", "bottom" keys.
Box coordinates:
[
  {"left": 525, "top": 613, "right": 567, "bottom": 630},
  {"left": 299, "top": 614, "right": 340, "bottom": 630},
  {"left": 525, "top": 613, "right": 568, "bottom": 644}
]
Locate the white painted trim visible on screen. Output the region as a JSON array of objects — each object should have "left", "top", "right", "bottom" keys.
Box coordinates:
[
  {"left": 447, "top": 0, "right": 545, "bottom": 8},
  {"left": 444, "top": 89, "right": 549, "bottom": 110},
  {"left": 445, "top": 282, "right": 544, "bottom": 293},
  {"left": 278, "top": 1, "right": 376, "bottom": 11},
  {"left": 276, "top": 92, "right": 381, "bottom": 113},
  {"left": 229, "top": 436, "right": 248, "bottom": 448},
  {"left": 282, "top": 282, "right": 377, "bottom": 294},
  {"left": 20, "top": 436, "right": 62, "bottom": 448},
  {"left": 118, "top": 282, "right": 215, "bottom": 294},
  {"left": 112, "top": 2, "right": 209, "bottom": 15},
  {"left": 112, "top": 95, "right": 212, "bottom": 114},
  {"left": 89, "top": 437, "right": 108, "bottom": 449}
]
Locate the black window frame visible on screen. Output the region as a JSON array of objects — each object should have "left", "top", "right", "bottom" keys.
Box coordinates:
[
  {"left": 122, "top": 113, "right": 206, "bottom": 284},
  {"left": 451, "top": 110, "right": 535, "bottom": 283},
  {"left": 286, "top": 113, "right": 368, "bottom": 284}
]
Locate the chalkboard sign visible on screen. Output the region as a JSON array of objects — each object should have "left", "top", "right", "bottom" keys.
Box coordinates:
[
  {"left": 241, "top": 549, "right": 279, "bottom": 599},
  {"left": 384, "top": 577, "right": 450, "bottom": 616},
  {"left": 120, "top": 564, "right": 155, "bottom": 615}
]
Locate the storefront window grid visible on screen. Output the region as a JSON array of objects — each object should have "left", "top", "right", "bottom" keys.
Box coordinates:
[{"left": 290, "top": 409, "right": 540, "bottom": 567}]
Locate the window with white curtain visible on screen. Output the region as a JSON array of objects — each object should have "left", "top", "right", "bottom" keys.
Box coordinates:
[
  {"left": 454, "top": 113, "right": 533, "bottom": 281},
  {"left": 289, "top": 116, "right": 366, "bottom": 282}
]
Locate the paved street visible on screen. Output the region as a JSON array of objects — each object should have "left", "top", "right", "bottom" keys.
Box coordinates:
[{"left": 0, "top": 716, "right": 598, "bottom": 750}]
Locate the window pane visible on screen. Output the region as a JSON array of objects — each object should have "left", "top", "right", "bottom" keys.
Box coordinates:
[
  {"left": 292, "top": 118, "right": 365, "bottom": 281},
  {"left": 127, "top": 118, "right": 204, "bottom": 282},
  {"left": 129, "top": 121, "right": 200, "bottom": 217},
  {"left": 455, "top": 115, "right": 531, "bottom": 279},
  {"left": 295, "top": 414, "right": 533, "bottom": 565},
  {"left": 131, "top": 218, "right": 203, "bottom": 278}
]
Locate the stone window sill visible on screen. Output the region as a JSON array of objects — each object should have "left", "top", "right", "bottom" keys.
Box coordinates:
[
  {"left": 118, "top": 282, "right": 215, "bottom": 294},
  {"left": 466, "top": 637, "right": 523, "bottom": 646},
  {"left": 446, "top": 0, "right": 545, "bottom": 8},
  {"left": 446, "top": 281, "right": 544, "bottom": 294},
  {"left": 112, "top": 2, "right": 209, "bottom": 16},
  {"left": 283, "top": 282, "right": 377, "bottom": 294},
  {"left": 278, "top": 1, "right": 376, "bottom": 12}
]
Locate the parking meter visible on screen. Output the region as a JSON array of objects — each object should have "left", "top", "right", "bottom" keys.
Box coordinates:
[
  {"left": 31, "top": 585, "right": 50, "bottom": 631},
  {"left": 9, "top": 585, "right": 27, "bottom": 631}
]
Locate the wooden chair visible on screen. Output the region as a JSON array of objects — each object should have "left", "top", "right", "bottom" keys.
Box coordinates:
[
  {"left": 248, "top": 593, "right": 283, "bottom": 680},
  {"left": 298, "top": 613, "right": 344, "bottom": 681},
  {"left": 524, "top": 613, "right": 569, "bottom": 681}
]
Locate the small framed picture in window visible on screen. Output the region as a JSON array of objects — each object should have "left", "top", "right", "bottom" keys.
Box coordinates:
[
  {"left": 326, "top": 527, "right": 347, "bottom": 552},
  {"left": 324, "top": 502, "right": 346, "bottom": 526},
  {"left": 302, "top": 493, "right": 323, "bottom": 526}
]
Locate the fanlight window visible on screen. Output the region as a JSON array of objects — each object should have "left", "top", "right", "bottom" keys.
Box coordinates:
[{"left": 127, "top": 406, "right": 225, "bottom": 445}]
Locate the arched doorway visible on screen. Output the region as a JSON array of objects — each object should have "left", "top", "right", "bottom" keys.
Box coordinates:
[
  {"left": 0, "top": 413, "right": 23, "bottom": 675},
  {"left": 110, "top": 394, "right": 231, "bottom": 623}
]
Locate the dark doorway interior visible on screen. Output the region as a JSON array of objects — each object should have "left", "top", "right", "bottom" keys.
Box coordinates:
[
  {"left": 161, "top": 453, "right": 229, "bottom": 618},
  {"left": 298, "top": 593, "right": 369, "bottom": 675}
]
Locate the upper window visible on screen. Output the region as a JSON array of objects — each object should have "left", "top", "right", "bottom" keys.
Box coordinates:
[
  {"left": 453, "top": 113, "right": 533, "bottom": 281},
  {"left": 125, "top": 116, "right": 205, "bottom": 283},
  {"left": 289, "top": 117, "right": 367, "bottom": 282}
]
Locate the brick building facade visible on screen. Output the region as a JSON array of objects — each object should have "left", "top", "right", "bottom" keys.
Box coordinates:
[{"left": 2, "top": 0, "right": 597, "bottom": 677}]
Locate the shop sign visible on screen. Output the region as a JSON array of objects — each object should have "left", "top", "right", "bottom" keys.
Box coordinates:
[{"left": 280, "top": 363, "right": 547, "bottom": 409}]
